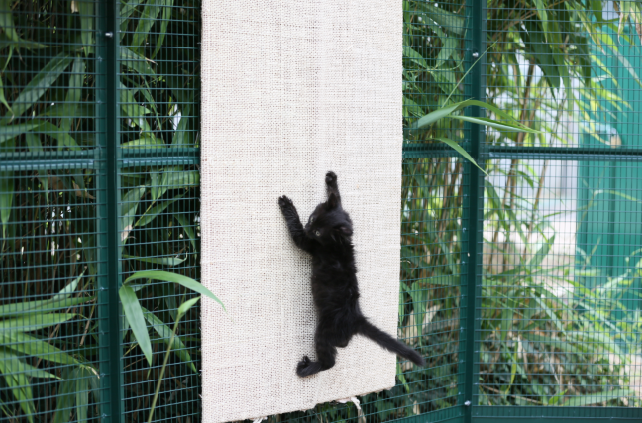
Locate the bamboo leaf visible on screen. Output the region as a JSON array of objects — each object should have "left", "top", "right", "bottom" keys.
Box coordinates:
[
  {"left": 410, "top": 101, "right": 463, "bottom": 129},
  {"left": 141, "top": 307, "right": 196, "bottom": 372},
  {"left": 174, "top": 213, "right": 197, "bottom": 252},
  {"left": 403, "top": 46, "right": 428, "bottom": 69},
  {"left": 545, "top": 390, "right": 566, "bottom": 405},
  {"left": 147, "top": 295, "right": 201, "bottom": 423},
  {"left": 608, "top": 44, "right": 642, "bottom": 89},
  {"left": 0, "top": 296, "right": 92, "bottom": 318},
  {"left": 78, "top": 0, "right": 94, "bottom": 55},
  {"left": 38, "top": 122, "right": 80, "bottom": 151},
  {"left": 0, "top": 0, "right": 45, "bottom": 50},
  {"left": 594, "top": 189, "right": 642, "bottom": 204},
  {"left": 121, "top": 136, "right": 165, "bottom": 149},
  {"left": 51, "top": 369, "right": 75, "bottom": 423},
  {"left": 131, "top": 0, "right": 161, "bottom": 51},
  {"left": 119, "top": 83, "right": 152, "bottom": 132},
  {"left": 121, "top": 187, "right": 146, "bottom": 243},
  {"left": 60, "top": 56, "right": 85, "bottom": 134},
  {"left": 177, "top": 296, "right": 201, "bottom": 318},
  {"left": 3, "top": 53, "right": 73, "bottom": 122},
  {"left": 157, "top": 170, "right": 199, "bottom": 199},
  {"left": 123, "top": 254, "right": 186, "bottom": 266},
  {"left": 409, "top": 99, "right": 542, "bottom": 148},
  {"left": 435, "top": 37, "right": 458, "bottom": 69},
  {"left": 121, "top": 47, "right": 156, "bottom": 76},
  {"left": 0, "top": 122, "right": 42, "bottom": 145},
  {"left": 403, "top": 96, "right": 424, "bottom": 118},
  {"left": 0, "top": 348, "right": 60, "bottom": 380},
  {"left": 417, "top": 3, "right": 465, "bottom": 35},
  {"left": 433, "top": 138, "right": 487, "bottom": 175},
  {"left": 450, "top": 115, "right": 542, "bottom": 133},
  {"left": 0, "top": 359, "right": 35, "bottom": 423},
  {"left": 124, "top": 270, "right": 225, "bottom": 311},
  {"left": 171, "top": 104, "right": 193, "bottom": 146},
  {"left": 52, "top": 270, "right": 85, "bottom": 301},
  {"left": 562, "top": 389, "right": 632, "bottom": 407},
  {"left": 87, "top": 367, "right": 101, "bottom": 404},
  {"left": 0, "top": 313, "right": 76, "bottom": 333},
  {"left": 76, "top": 374, "right": 89, "bottom": 423},
  {"left": 151, "top": 0, "right": 173, "bottom": 60},
  {"left": 0, "top": 272, "right": 88, "bottom": 317},
  {"left": 0, "top": 332, "right": 80, "bottom": 366},
  {"left": 0, "top": 76, "right": 12, "bottom": 117},
  {"left": 134, "top": 194, "right": 183, "bottom": 226},
  {"left": 0, "top": 170, "right": 13, "bottom": 238},
  {"left": 119, "top": 285, "right": 153, "bottom": 366},
  {"left": 150, "top": 171, "right": 161, "bottom": 201}
]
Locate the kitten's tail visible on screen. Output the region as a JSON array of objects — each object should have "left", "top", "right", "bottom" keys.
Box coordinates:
[{"left": 359, "top": 320, "right": 425, "bottom": 367}]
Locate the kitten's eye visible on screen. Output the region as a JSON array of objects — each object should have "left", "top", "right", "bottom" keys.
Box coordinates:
[
  {"left": 315, "top": 231, "right": 320, "bottom": 237},
  {"left": 310, "top": 217, "right": 315, "bottom": 223}
]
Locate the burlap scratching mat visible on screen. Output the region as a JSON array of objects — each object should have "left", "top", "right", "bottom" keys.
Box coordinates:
[{"left": 200, "top": 0, "right": 402, "bottom": 421}]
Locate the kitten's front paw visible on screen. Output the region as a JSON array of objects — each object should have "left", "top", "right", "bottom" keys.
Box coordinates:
[
  {"left": 325, "top": 171, "right": 337, "bottom": 186},
  {"left": 278, "top": 195, "right": 293, "bottom": 209},
  {"left": 296, "top": 356, "right": 311, "bottom": 376}
]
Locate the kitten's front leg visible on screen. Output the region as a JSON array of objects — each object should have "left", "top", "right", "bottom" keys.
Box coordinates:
[
  {"left": 278, "top": 195, "right": 315, "bottom": 253},
  {"left": 325, "top": 171, "right": 341, "bottom": 203}
]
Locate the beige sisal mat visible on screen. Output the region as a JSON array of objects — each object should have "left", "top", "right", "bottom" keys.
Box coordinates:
[{"left": 200, "top": 1, "right": 402, "bottom": 421}]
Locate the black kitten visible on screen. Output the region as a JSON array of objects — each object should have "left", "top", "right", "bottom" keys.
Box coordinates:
[{"left": 278, "top": 171, "right": 425, "bottom": 377}]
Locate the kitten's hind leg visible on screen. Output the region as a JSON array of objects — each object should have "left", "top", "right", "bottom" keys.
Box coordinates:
[
  {"left": 296, "top": 343, "right": 337, "bottom": 377},
  {"left": 325, "top": 171, "right": 341, "bottom": 203}
]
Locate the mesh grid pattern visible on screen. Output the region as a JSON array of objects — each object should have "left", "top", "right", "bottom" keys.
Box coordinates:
[
  {"left": 478, "top": 1, "right": 642, "bottom": 418},
  {"left": 117, "top": 2, "right": 201, "bottom": 422},
  {"left": 2, "top": 1, "right": 642, "bottom": 423},
  {"left": 480, "top": 159, "right": 642, "bottom": 408},
  {"left": 0, "top": 1, "right": 106, "bottom": 423}
]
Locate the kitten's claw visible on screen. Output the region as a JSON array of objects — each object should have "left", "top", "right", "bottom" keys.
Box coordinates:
[
  {"left": 325, "top": 171, "right": 337, "bottom": 186},
  {"left": 278, "top": 195, "right": 293, "bottom": 209}
]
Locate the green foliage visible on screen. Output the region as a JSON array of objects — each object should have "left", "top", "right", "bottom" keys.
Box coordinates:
[
  {"left": 0, "top": 274, "right": 97, "bottom": 423},
  {"left": 0, "top": 0, "right": 203, "bottom": 422},
  {"left": 119, "top": 270, "right": 224, "bottom": 367}
]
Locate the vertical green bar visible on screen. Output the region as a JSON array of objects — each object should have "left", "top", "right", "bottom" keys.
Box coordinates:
[
  {"left": 97, "top": 0, "right": 124, "bottom": 422},
  {"left": 462, "top": 0, "right": 485, "bottom": 421}
]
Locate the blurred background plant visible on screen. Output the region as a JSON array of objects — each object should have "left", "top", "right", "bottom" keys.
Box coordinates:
[{"left": 1, "top": 0, "right": 642, "bottom": 422}]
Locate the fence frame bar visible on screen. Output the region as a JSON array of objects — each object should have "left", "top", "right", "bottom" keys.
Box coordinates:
[{"left": 97, "top": 1, "right": 125, "bottom": 422}]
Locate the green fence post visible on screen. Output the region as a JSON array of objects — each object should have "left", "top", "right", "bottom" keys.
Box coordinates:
[
  {"left": 97, "top": 1, "right": 124, "bottom": 422},
  {"left": 462, "top": 0, "right": 486, "bottom": 421}
]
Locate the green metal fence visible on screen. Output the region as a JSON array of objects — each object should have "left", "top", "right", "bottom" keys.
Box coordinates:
[{"left": 1, "top": 1, "right": 642, "bottom": 423}]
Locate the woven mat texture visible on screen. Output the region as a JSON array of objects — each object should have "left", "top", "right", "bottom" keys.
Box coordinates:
[{"left": 201, "top": 1, "right": 402, "bottom": 421}]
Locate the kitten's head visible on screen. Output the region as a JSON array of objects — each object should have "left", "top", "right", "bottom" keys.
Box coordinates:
[{"left": 304, "top": 193, "right": 353, "bottom": 245}]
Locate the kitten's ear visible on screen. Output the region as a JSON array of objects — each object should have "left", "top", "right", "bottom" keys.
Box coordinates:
[
  {"left": 327, "top": 192, "right": 340, "bottom": 209},
  {"left": 335, "top": 225, "right": 353, "bottom": 237}
]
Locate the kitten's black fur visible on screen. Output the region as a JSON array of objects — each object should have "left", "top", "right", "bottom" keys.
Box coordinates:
[{"left": 278, "top": 171, "right": 426, "bottom": 377}]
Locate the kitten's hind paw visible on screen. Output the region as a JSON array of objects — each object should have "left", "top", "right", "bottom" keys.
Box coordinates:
[
  {"left": 278, "top": 195, "right": 293, "bottom": 209},
  {"left": 325, "top": 171, "right": 337, "bottom": 186},
  {"left": 296, "top": 356, "right": 312, "bottom": 377}
]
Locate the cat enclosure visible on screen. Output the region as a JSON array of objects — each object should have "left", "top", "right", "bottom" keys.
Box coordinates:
[{"left": 1, "top": 1, "right": 641, "bottom": 423}]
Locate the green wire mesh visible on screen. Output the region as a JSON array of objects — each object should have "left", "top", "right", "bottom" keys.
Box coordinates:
[
  {"left": 0, "top": 0, "right": 105, "bottom": 422},
  {"left": 478, "top": 0, "right": 642, "bottom": 420},
  {"left": 2, "top": 1, "right": 642, "bottom": 423},
  {"left": 117, "top": 1, "right": 201, "bottom": 422}
]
